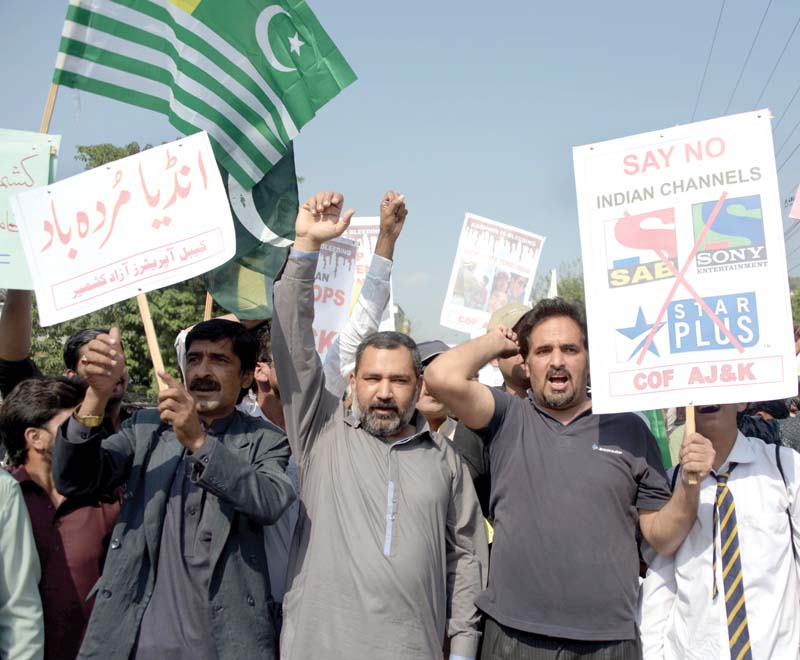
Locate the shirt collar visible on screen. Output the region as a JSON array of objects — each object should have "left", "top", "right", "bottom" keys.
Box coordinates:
[
  {"left": 719, "top": 431, "right": 757, "bottom": 469},
  {"left": 526, "top": 390, "right": 593, "bottom": 426},
  {"left": 10, "top": 465, "right": 34, "bottom": 486}
]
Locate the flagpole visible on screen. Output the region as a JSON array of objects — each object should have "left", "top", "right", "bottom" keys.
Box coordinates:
[
  {"left": 39, "top": 81, "right": 168, "bottom": 391},
  {"left": 39, "top": 83, "right": 59, "bottom": 133}
]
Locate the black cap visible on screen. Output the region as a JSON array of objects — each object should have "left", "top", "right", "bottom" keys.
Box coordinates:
[{"left": 417, "top": 340, "right": 450, "bottom": 365}]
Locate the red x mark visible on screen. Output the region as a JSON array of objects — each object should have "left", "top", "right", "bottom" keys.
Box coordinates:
[{"left": 636, "top": 191, "right": 745, "bottom": 365}]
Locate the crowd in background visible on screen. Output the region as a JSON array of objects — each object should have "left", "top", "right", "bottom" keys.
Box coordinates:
[{"left": 1, "top": 191, "right": 798, "bottom": 660}]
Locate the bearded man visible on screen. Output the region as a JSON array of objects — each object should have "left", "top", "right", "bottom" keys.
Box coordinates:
[{"left": 271, "top": 190, "right": 488, "bottom": 660}]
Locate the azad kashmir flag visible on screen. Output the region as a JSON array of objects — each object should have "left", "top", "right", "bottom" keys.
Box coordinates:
[
  {"left": 52, "top": 0, "right": 356, "bottom": 317},
  {"left": 53, "top": 0, "right": 356, "bottom": 190}
]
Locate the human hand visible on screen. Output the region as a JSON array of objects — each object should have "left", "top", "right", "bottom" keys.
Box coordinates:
[
  {"left": 294, "top": 191, "right": 355, "bottom": 252},
  {"left": 488, "top": 325, "right": 520, "bottom": 359},
  {"left": 679, "top": 432, "right": 715, "bottom": 485},
  {"left": 157, "top": 371, "right": 206, "bottom": 452},
  {"left": 80, "top": 327, "right": 127, "bottom": 402}
]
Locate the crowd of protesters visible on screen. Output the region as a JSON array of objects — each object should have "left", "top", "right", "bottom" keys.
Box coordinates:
[{"left": 0, "top": 190, "right": 799, "bottom": 660}]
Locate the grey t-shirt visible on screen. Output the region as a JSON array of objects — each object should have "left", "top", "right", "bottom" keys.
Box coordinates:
[{"left": 473, "top": 388, "right": 670, "bottom": 642}]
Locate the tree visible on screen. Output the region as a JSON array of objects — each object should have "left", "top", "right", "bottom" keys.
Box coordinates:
[
  {"left": 531, "top": 259, "right": 585, "bottom": 307},
  {"left": 28, "top": 143, "right": 223, "bottom": 400},
  {"left": 74, "top": 142, "right": 148, "bottom": 169}
]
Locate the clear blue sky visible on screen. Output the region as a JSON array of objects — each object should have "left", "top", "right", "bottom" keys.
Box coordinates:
[{"left": 4, "top": 0, "right": 800, "bottom": 343}]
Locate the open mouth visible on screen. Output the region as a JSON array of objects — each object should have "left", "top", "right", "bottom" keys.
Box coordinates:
[
  {"left": 548, "top": 373, "right": 570, "bottom": 392},
  {"left": 697, "top": 405, "right": 721, "bottom": 414},
  {"left": 191, "top": 383, "right": 220, "bottom": 392}
]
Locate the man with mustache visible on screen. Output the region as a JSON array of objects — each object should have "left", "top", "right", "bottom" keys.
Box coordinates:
[
  {"left": 425, "top": 297, "right": 714, "bottom": 660},
  {"left": 272, "top": 191, "right": 488, "bottom": 660},
  {"left": 52, "top": 319, "right": 295, "bottom": 660},
  {"left": 640, "top": 402, "right": 800, "bottom": 658}
]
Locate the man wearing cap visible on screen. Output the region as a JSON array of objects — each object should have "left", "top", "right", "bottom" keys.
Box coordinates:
[
  {"left": 416, "top": 340, "right": 458, "bottom": 438},
  {"left": 450, "top": 302, "right": 531, "bottom": 521}
]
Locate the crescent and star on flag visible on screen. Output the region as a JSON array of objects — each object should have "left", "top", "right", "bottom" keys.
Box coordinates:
[{"left": 167, "top": 0, "right": 305, "bottom": 72}]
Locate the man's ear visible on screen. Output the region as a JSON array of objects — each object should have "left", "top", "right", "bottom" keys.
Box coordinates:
[
  {"left": 489, "top": 358, "right": 499, "bottom": 368},
  {"left": 736, "top": 402, "right": 748, "bottom": 414},
  {"left": 349, "top": 370, "right": 356, "bottom": 390},
  {"left": 24, "top": 427, "right": 43, "bottom": 451},
  {"left": 240, "top": 369, "right": 255, "bottom": 390},
  {"left": 65, "top": 368, "right": 77, "bottom": 379},
  {"left": 254, "top": 362, "right": 270, "bottom": 385}
]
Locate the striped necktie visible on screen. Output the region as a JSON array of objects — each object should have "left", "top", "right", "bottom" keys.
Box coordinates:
[{"left": 712, "top": 463, "right": 752, "bottom": 660}]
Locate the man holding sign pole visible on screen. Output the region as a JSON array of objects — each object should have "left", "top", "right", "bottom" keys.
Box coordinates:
[
  {"left": 425, "top": 297, "right": 714, "bottom": 659},
  {"left": 52, "top": 319, "right": 294, "bottom": 660},
  {"left": 640, "top": 402, "right": 800, "bottom": 659}
]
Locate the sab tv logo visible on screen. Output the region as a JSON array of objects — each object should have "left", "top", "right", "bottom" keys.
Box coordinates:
[
  {"left": 605, "top": 208, "right": 677, "bottom": 288},
  {"left": 693, "top": 195, "right": 767, "bottom": 273}
]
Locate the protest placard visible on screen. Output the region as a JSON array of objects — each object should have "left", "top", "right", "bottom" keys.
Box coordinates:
[
  {"left": 313, "top": 236, "right": 357, "bottom": 359},
  {"left": 440, "top": 213, "right": 545, "bottom": 335},
  {"left": 11, "top": 132, "right": 235, "bottom": 326},
  {"left": 573, "top": 109, "right": 795, "bottom": 414},
  {"left": 0, "top": 129, "right": 61, "bottom": 289},
  {"left": 344, "top": 216, "right": 395, "bottom": 331}
]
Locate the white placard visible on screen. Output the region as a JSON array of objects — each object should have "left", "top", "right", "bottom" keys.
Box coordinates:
[
  {"left": 11, "top": 132, "right": 235, "bottom": 326},
  {"left": 573, "top": 110, "right": 795, "bottom": 413},
  {"left": 343, "top": 216, "right": 395, "bottom": 331},
  {"left": 440, "top": 213, "right": 545, "bottom": 334},
  {"left": 312, "top": 236, "right": 357, "bottom": 359}
]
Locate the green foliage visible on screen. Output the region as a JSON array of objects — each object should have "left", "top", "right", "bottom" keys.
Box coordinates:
[
  {"left": 28, "top": 141, "right": 222, "bottom": 402},
  {"left": 32, "top": 278, "right": 217, "bottom": 399},
  {"left": 531, "top": 259, "right": 586, "bottom": 307},
  {"left": 791, "top": 290, "right": 800, "bottom": 331},
  {"left": 74, "top": 142, "right": 149, "bottom": 169}
]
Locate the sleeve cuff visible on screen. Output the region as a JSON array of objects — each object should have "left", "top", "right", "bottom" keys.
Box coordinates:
[
  {"left": 289, "top": 248, "right": 320, "bottom": 260},
  {"left": 367, "top": 253, "right": 392, "bottom": 280},
  {"left": 64, "top": 417, "right": 100, "bottom": 444},
  {"left": 188, "top": 436, "right": 215, "bottom": 478},
  {"left": 449, "top": 633, "right": 479, "bottom": 659}
]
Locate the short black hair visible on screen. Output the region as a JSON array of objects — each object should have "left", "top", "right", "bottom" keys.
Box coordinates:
[
  {"left": 745, "top": 400, "right": 790, "bottom": 420},
  {"left": 517, "top": 297, "right": 588, "bottom": 359},
  {"left": 354, "top": 331, "right": 422, "bottom": 378},
  {"left": 255, "top": 319, "right": 273, "bottom": 364},
  {"left": 63, "top": 328, "right": 108, "bottom": 371},
  {"left": 0, "top": 377, "right": 87, "bottom": 468},
  {"left": 185, "top": 319, "right": 257, "bottom": 373}
]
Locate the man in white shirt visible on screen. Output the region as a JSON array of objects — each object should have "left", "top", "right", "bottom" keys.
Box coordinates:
[{"left": 640, "top": 402, "right": 800, "bottom": 659}]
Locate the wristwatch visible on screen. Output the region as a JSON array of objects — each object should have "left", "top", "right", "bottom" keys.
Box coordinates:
[{"left": 72, "top": 407, "right": 103, "bottom": 428}]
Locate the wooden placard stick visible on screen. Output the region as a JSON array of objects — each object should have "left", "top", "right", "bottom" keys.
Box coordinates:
[
  {"left": 136, "top": 293, "right": 168, "bottom": 391},
  {"left": 203, "top": 291, "right": 213, "bottom": 321},
  {"left": 684, "top": 406, "right": 698, "bottom": 485}
]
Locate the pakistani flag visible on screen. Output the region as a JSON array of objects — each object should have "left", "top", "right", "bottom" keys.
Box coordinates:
[
  {"left": 53, "top": 0, "right": 356, "bottom": 189},
  {"left": 205, "top": 145, "right": 298, "bottom": 319}
]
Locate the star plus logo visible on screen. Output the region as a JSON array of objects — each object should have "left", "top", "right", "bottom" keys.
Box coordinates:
[{"left": 615, "top": 306, "right": 666, "bottom": 362}]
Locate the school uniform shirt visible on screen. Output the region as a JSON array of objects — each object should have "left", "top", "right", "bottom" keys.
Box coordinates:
[{"left": 640, "top": 433, "right": 800, "bottom": 659}]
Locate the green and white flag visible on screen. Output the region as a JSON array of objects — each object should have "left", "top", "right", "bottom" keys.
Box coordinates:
[{"left": 53, "top": 0, "right": 356, "bottom": 189}]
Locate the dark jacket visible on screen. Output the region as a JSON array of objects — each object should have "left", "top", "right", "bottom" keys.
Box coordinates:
[{"left": 53, "top": 408, "right": 294, "bottom": 660}]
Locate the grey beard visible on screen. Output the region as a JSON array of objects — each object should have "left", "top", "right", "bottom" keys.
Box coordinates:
[{"left": 353, "top": 396, "right": 416, "bottom": 438}]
